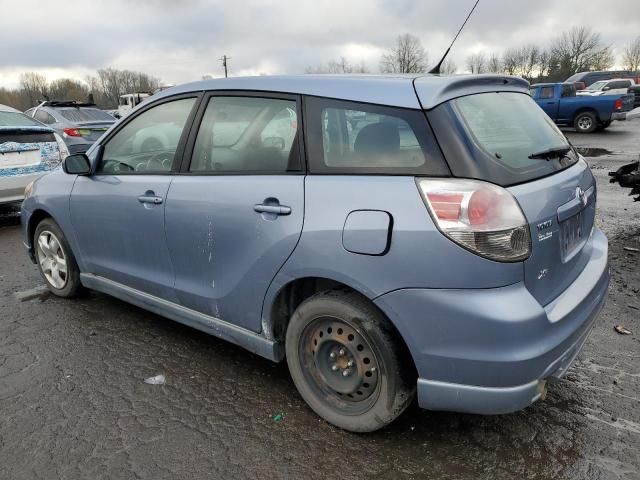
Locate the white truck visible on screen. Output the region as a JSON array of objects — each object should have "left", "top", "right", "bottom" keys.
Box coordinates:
[{"left": 117, "top": 93, "right": 151, "bottom": 118}]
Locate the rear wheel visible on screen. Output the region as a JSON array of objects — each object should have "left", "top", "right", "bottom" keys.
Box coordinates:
[
  {"left": 34, "top": 218, "right": 82, "bottom": 297},
  {"left": 285, "top": 290, "right": 415, "bottom": 432},
  {"left": 574, "top": 111, "right": 597, "bottom": 133}
]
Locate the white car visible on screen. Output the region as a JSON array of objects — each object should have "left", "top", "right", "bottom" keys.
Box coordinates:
[
  {"left": 577, "top": 78, "right": 636, "bottom": 96},
  {"left": 0, "top": 104, "right": 69, "bottom": 204}
]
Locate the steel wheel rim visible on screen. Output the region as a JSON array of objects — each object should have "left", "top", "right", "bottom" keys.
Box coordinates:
[
  {"left": 36, "top": 230, "right": 68, "bottom": 289},
  {"left": 578, "top": 116, "right": 592, "bottom": 130},
  {"left": 299, "top": 316, "right": 381, "bottom": 415}
]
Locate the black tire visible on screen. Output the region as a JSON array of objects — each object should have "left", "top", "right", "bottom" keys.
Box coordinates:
[
  {"left": 596, "top": 121, "right": 612, "bottom": 131},
  {"left": 34, "top": 218, "right": 82, "bottom": 298},
  {"left": 285, "top": 289, "right": 415, "bottom": 432},
  {"left": 574, "top": 111, "right": 597, "bottom": 133}
]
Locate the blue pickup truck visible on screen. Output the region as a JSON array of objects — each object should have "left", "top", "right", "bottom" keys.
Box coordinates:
[{"left": 530, "top": 82, "right": 634, "bottom": 133}]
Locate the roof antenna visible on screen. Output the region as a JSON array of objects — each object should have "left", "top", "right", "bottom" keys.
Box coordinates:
[{"left": 429, "top": 0, "right": 481, "bottom": 74}]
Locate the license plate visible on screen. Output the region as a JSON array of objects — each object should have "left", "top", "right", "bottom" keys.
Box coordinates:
[
  {"left": 561, "top": 211, "right": 583, "bottom": 256},
  {"left": 0, "top": 149, "right": 41, "bottom": 168}
]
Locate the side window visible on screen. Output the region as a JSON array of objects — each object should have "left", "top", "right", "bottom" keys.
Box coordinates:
[
  {"left": 35, "top": 110, "right": 55, "bottom": 124},
  {"left": 305, "top": 97, "right": 448, "bottom": 175},
  {"left": 189, "top": 96, "right": 300, "bottom": 173},
  {"left": 561, "top": 84, "right": 575, "bottom": 97},
  {"left": 529, "top": 88, "right": 538, "bottom": 98},
  {"left": 540, "top": 87, "right": 555, "bottom": 99},
  {"left": 25, "top": 108, "right": 35, "bottom": 117},
  {"left": 97, "top": 97, "right": 195, "bottom": 174}
]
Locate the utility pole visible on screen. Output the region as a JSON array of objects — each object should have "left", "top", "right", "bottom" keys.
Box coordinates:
[{"left": 219, "top": 54, "right": 231, "bottom": 78}]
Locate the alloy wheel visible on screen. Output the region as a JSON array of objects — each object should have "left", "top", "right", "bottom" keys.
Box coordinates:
[{"left": 36, "top": 230, "right": 68, "bottom": 289}]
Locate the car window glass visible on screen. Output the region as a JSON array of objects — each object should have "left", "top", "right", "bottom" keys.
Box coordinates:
[
  {"left": 540, "top": 87, "right": 555, "bottom": 99},
  {"left": 97, "top": 97, "right": 195, "bottom": 174},
  {"left": 561, "top": 84, "right": 575, "bottom": 97},
  {"left": 0, "top": 111, "right": 44, "bottom": 127},
  {"left": 190, "top": 96, "right": 299, "bottom": 173},
  {"left": 59, "top": 108, "right": 114, "bottom": 122},
  {"left": 529, "top": 88, "right": 537, "bottom": 97},
  {"left": 35, "top": 110, "right": 55, "bottom": 124}
]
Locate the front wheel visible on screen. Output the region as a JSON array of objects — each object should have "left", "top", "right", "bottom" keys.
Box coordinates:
[
  {"left": 285, "top": 290, "right": 415, "bottom": 432},
  {"left": 574, "top": 111, "right": 597, "bottom": 133},
  {"left": 34, "top": 218, "right": 82, "bottom": 297}
]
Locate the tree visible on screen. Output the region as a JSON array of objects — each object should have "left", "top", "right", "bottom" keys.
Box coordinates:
[
  {"left": 48, "top": 78, "right": 90, "bottom": 102},
  {"left": 549, "top": 26, "right": 613, "bottom": 79},
  {"left": 86, "top": 68, "right": 160, "bottom": 108},
  {"left": 305, "top": 57, "right": 369, "bottom": 74},
  {"left": 380, "top": 34, "right": 428, "bottom": 73},
  {"left": 487, "top": 53, "right": 502, "bottom": 73},
  {"left": 20, "top": 72, "right": 48, "bottom": 107},
  {"left": 622, "top": 36, "right": 640, "bottom": 71},
  {"left": 466, "top": 53, "right": 486, "bottom": 74},
  {"left": 440, "top": 59, "right": 457, "bottom": 75}
]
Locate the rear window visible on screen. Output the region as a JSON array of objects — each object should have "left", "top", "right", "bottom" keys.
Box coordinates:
[
  {"left": 58, "top": 108, "right": 115, "bottom": 122},
  {"left": 0, "top": 111, "right": 45, "bottom": 127},
  {"left": 304, "top": 97, "right": 449, "bottom": 175},
  {"left": 430, "top": 92, "right": 578, "bottom": 186}
]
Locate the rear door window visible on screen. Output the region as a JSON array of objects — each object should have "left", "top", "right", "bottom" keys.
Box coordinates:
[
  {"left": 304, "top": 97, "right": 448, "bottom": 175},
  {"left": 35, "top": 110, "right": 55, "bottom": 124}
]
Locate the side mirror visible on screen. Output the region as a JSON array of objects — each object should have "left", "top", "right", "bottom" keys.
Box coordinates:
[
  {"left": 63, "top": 153, "right": 91, "bottom": 175},
  {"left": 603, "top": 86, "right": 611, "bottom": 91}
]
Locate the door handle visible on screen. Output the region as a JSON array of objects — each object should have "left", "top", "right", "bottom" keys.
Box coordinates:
[
  {"left": 138, "top": 194, "right": 163, "bottom": 205},
  {"left": 254, "top": 204, "right": 291, "bottom": 215}
]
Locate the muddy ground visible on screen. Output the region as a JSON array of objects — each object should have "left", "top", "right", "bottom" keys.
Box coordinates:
[{"left": 0, "top": 121, "right": 639, "bottom": 480}]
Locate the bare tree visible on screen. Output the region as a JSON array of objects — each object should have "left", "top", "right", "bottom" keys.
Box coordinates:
[
  {"left": 466, "top": 53, "right": 486, "bottom": 74},
  {"left": 550, "top": 26, "right": 614, "bottom": 78},
  {"left": 487, "top": 53, "right": 502, "bottom": 73},
  {"left": 86, "top": 68, "right": 160, "bottom": 108},
  {"left": 305, "top": 57, "right": 369, "bottom": 74},
  {"left": 20, "top": 72, "right": 48, "bottom": 107},
  {"left": 440, "top": 59, "right": 457, "bottom": 74},
  {"left": 622, "top": 36, "right": 640, "bottom": 71},
  {"left": 380, "top": 34, "right": 428, "bottom": 73},
  {"left": 48, "top": 78, "right": 90, "bottom": 102}
]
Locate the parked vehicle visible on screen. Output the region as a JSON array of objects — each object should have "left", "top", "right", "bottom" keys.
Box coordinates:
[
  {"left": 0, "top": 104, "right": 68, "bottom": 204},
  {"left": 530, "top": 82, "right": 634, "bottom": 132},
  {"left": 577, "top": 78, "right": 636, "bottom": 96},
  {"left": 21, "top": 74, "right": 609, "bottom": 432},
  {"left": 25, "top": 101, "right": 116, "bottom": 154},
  {"left": 565, "top": 70, "right": 640, "bottom": 90},
  {"left": 628, "top": 84, "right": 640, "bottom": 108},
  {"left": 118, "top": 93, "right": 150, "bottom": 118}
]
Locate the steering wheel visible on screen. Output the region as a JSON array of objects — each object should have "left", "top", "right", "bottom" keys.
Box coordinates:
[{"left": 102, "top": 159, "right": 135, "bottom": 173}]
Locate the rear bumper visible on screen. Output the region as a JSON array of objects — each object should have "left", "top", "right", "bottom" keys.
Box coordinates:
[
  {"left": 0, "top": 173, "right": 43, "bottom": 204},
  {"left": 374, "top": 228, "right": 609, "bottom": 415},
  {"left": 611, "top": 112, "right": 627, "bottom": 121}
]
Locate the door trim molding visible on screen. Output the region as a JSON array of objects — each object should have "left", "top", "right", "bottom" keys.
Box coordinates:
[{"left": 80, "top": 273, "right": 284, "bottom": 362}]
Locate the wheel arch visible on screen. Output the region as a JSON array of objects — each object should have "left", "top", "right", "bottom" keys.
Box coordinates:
[
  {"left": 264, "top": 275, "right": 417, "bottom": 374},
  {"left": 571, "top": 107, "right": 599, "bottom": 124}
]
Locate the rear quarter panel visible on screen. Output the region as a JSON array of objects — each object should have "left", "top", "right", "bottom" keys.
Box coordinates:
[{"left": 262, "top": 176, "right": 523, "bottom": 328}]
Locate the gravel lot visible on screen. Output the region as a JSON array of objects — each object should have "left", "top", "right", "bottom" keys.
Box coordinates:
[{"left": 1, "top": 120, "right": 639, "bottom": 480}]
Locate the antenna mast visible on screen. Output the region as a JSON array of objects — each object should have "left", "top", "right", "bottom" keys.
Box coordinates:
[{"left": 429, "top": 0, "right": 480, "bottom": 74}]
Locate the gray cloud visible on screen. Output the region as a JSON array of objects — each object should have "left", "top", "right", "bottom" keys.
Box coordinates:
[{"left": 0, "top": 0, "right": 638, "bottom": 86}]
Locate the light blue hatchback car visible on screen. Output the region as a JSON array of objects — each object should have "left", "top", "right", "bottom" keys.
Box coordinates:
[{"left": 21, "top": 75, "right": 609, "bottom": 432}]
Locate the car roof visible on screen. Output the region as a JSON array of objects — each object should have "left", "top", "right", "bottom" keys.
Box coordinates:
[
  {"left": 0, "top": 103, "right": 20, "bottom": 113},
  {"left": 150, "top": 74, "right": 530, "bottom": 110},
  {"left": 530, "top": 82, "right": 572, "bottom": 87}
]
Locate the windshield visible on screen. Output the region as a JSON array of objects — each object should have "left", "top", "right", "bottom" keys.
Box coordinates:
[
  {"left": 586, "top": 81, "right": 607, "bottom": 91},
  {"left": 0, "top": 111, "right": 45, "bottom": 127},
  {"left": 439, "top": 92, "right": 578, "bottom": 186},
  {"left": 59, "top": 108, "right": 115, "bottom": 123}
]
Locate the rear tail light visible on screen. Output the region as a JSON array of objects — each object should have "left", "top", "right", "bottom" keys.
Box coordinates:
[
  {"left": 63, "top": 127, "right": 81, "bottom": 137},
  {"left": 614, "top": 98, "right": 623, "bottom": 110},
  {"left": 54, "top": 133, "right": 70, "bottom": 161},
  {"left": 416, "top": 178, "right": 531, "bottom": 262}
]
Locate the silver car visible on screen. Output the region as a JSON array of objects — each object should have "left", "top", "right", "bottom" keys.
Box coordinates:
[
  {"left": 0, "top": 104, "right": 68, "bottom": 204},
  {"left": 25, "top": 101, "right": 115, "bottom": 154}
]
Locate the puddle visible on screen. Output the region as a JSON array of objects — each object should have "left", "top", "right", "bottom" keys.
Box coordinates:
[{"left": 575, "top": 147, "right": 616, "bottom": 157}]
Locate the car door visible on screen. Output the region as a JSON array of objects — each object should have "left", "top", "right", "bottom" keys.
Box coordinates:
[
  {"left": 165, "top": 92, "right": 305, "bottom": 332},
  {"left": 69, "top": 95, "right": 199, "bottom": 300},
  {"left": 538, "top": 86, "right": 558, "bottom": 119}
]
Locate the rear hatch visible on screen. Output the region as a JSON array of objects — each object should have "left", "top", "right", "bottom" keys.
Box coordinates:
[
  {"left": 57, "top": 107, "right": 115, "bottom": 141},
  {"left": 425, "top": 88, "right": 597, "bottom": 306}
]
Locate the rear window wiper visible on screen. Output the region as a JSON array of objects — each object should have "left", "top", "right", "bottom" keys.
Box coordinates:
[{"left": 528, "top": 146, "right": 572, "bottom": 160}]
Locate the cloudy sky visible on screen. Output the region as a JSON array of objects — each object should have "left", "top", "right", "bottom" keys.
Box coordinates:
[{"left": 0, "top": 0, "right": 638, "bottom": 88}]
